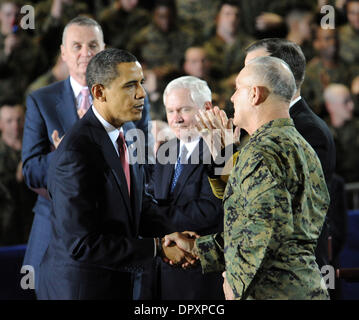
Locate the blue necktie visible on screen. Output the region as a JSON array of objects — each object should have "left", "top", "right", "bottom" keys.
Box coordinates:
[{"left": 170, "top": 146, "right": 188, "bottom": 193}]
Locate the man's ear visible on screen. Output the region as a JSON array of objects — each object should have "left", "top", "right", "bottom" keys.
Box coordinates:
[
  {"left": 251, "top": 86, "right": 270, "bottom": 105},
  {"left": 60, "top": 45, "right": 65, "bottom": 61},
  {"left": 92, "top": 84, "right": 106, "bottom": 102},
  {"left": 204, "top": 101, "right": 213, "bottom": 110}
]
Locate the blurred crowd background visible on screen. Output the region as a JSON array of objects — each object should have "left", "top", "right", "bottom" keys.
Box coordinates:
[{"left": 1, "top": 0, "right": 359, "bottom": 250}]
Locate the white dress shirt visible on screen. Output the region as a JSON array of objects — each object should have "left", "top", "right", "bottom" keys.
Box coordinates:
[{"left": 70, "top": 76, "right": 93, "bottom": 110}]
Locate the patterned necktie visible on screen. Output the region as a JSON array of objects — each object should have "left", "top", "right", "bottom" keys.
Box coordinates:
[
  {"left": 170, "top": 146, "right": 188, "bottom": 193},
  {"left": 79, "top": 88, "right": 90, "bottom": 113},
  {"left": 117, "top": 132, "right": 131, "bottom": 196}
]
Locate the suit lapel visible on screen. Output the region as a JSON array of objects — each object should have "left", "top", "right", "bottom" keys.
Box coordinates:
[
  {"left": 55, "top": 78, "right": 79, "bottom": 135},
  {"left": 128, "top": 147, "right": 143, "bottom": 233},
  {"left": 84, "top": 109, "right": 133, "bottom": 218}
]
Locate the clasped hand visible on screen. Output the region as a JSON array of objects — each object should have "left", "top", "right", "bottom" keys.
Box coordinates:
[{"left": 160, "top": 231, "right": 200, "bottom": 269}]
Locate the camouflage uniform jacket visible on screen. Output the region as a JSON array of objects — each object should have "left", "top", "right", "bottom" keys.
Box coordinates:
[
  {"left": 339, "top": 24, "right": 359, "bottom": 65},
  {"left": 301, "top": 57, "right": 355, "bottom": 116},
  {"left": 127, "top": 23, "right": 196, "bottom": 70},
  {"left": 203, "top": 33, "right": 254, "bottom": 80},
  {"left": 196, "top": 118, "right": 330, "bottom": 300},
  {"left": 99, "top": 7, "right": 150, "bottom": 50}
]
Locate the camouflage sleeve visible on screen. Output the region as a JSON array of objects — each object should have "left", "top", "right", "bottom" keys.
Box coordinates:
[
  {"left": 207, "top": 151, "right": 240, "bottom": 199},
  {"left": 225, "top": 161, "right": 284, "bottom": 299},
  {"left": 195, "top": 232, "right": 225, "bottom": 273}
]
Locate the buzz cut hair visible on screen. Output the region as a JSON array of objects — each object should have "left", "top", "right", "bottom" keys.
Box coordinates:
[{"left": 62, "top": 15, "right": 104, "bottom": 46}]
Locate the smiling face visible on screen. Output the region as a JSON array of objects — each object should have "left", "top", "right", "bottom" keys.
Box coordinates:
[
  {"left": 165, "top": 88, "right": 200, "bottom": 141},
  {"left": 101, "top": 62, "right": 146, "bottom": 128},
  {"left": 61, "top": 24, "right": 104, "bottom": 85}
]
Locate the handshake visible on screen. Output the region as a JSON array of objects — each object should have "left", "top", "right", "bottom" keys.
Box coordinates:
[{"left": 158, "top": 231, "right": 200, "bottom": 268}]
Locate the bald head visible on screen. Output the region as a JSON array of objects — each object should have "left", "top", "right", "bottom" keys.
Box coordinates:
[
  {"left": 231, "top": 56, "right": 296, "bottom": 133},
  {"left": 246, "top": 56, "right": 296, "bottom": 103}
]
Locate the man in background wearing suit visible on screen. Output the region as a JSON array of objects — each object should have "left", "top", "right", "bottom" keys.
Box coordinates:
[
  {"left": 139, "top": 76, "right": 224, "bottom": 299},
  {"left": 22, "top": 16, "right": 152, "bottom": 292},
  {"left": 38, "top": 48, "right": 190, "bottom": 300},
  {"left": 243, "top": 38, "right": 336, "bottom": 270}
]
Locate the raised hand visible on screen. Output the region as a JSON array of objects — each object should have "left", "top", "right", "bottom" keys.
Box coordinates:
[{"left": 195, "top": 106, "right": 240, "bottom": 160}]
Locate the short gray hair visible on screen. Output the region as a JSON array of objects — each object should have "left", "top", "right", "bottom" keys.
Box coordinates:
[
  {"left": 163, "top": 76, "right": 212, "bottom": 108},
  {"left": 247, "top": 56, "right": 296, "bottom": 103},
  {"left": 62, "top": 16, "right": 104, "bottom": 45}
]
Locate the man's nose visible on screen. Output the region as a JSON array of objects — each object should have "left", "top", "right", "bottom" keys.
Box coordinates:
[
  {"left": 136, "top": 84, "right": 146, "bottom": 99},
  {"left": 174, "top": 112, "right": 183, "bottom": 122},
  {"left": 81, "top": 45, "right": 92, "bottom": 56}
]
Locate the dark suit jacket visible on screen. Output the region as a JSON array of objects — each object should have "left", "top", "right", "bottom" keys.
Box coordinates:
[
  {"left": 138, "top": 138, "right": 225, "bottom": 300},
  {"left": 38, "top": 108, "right": 155, "bottom": 300},
  {"left": 290, "top": 97, "right": 336, "bottom": 268},
  {"left": 21, "top": 77, "right": 151, "bottom": 289}
]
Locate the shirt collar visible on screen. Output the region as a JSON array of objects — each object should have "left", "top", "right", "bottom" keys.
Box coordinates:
[
  {"left": 92, "top": 106, "right": 123, "bottom": 151},
  {"left": 290, "top": 96, "right": 302, "bottom": 109},
  {"left": 179, "top": 136, "right": 200, "bottom": 160},
  {"left": 70, "top": 76, "right": 89, "bottom": 99}
]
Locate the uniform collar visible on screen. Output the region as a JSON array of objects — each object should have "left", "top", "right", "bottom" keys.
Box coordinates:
[{"left": 250, "top": 118, "right": 294, "bottom": 141}]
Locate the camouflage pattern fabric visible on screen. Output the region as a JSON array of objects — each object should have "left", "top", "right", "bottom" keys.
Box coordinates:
[
  {"left": 0, "top": 31, "right": 46, "bottom": 102},
  {"left": 175, "top": 0, "right": 220, "bottom": 40},
  {"left": 203, "top": 33, "right": 254, "bottom": 80},
  {"left": 339, "top": 24, "right": 359, "bottom": 66},
  {"left": 301, "top": 57, "right": 355, "bottom": 116},
  {"left": 197, "top": 118, "right": 330, "bottom": 300},
  {"left": 127, "top": 24, "right": 196, "bottom": 70},
  {"left": 99, "top": 6, "right": 150, "bottom": 50}
]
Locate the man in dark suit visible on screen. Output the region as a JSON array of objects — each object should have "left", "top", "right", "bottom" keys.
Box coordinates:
[
  {"left": 37, "top": 48, "right": 189, "bottom": 300},
  {"left": 138, "top": 76, "right": 224, "bottom": 300},
  {"left": 21, "top": 16, "right": 152, "bottom": 292},
  {"left": 243, "top": 39, "right": 336, "bottom": 269}
]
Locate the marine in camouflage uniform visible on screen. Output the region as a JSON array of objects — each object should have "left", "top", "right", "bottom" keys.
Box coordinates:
[
  {"left": 175, "top": 0, "right": 221, "bottom": 41},
  {"left": 339, "top": 24, "right": 359, "bottom": 66},
  {"left": 0, "top": 30, "right": 46, "bottom": 103},
  {"left": 196, "top": 118, "right": 330, "bottom": 300},
  {"left": 99, "top": 4, "right": 150, "bottom": 50},
  {"left": 203, "top": 32, "right": 254, "bottom": 80},
  {"left": 301, "top": 58, "right": 355, "bottom": 116},
  {"left": 127, "top": 21, "right": 196, "bottom": 72}
]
